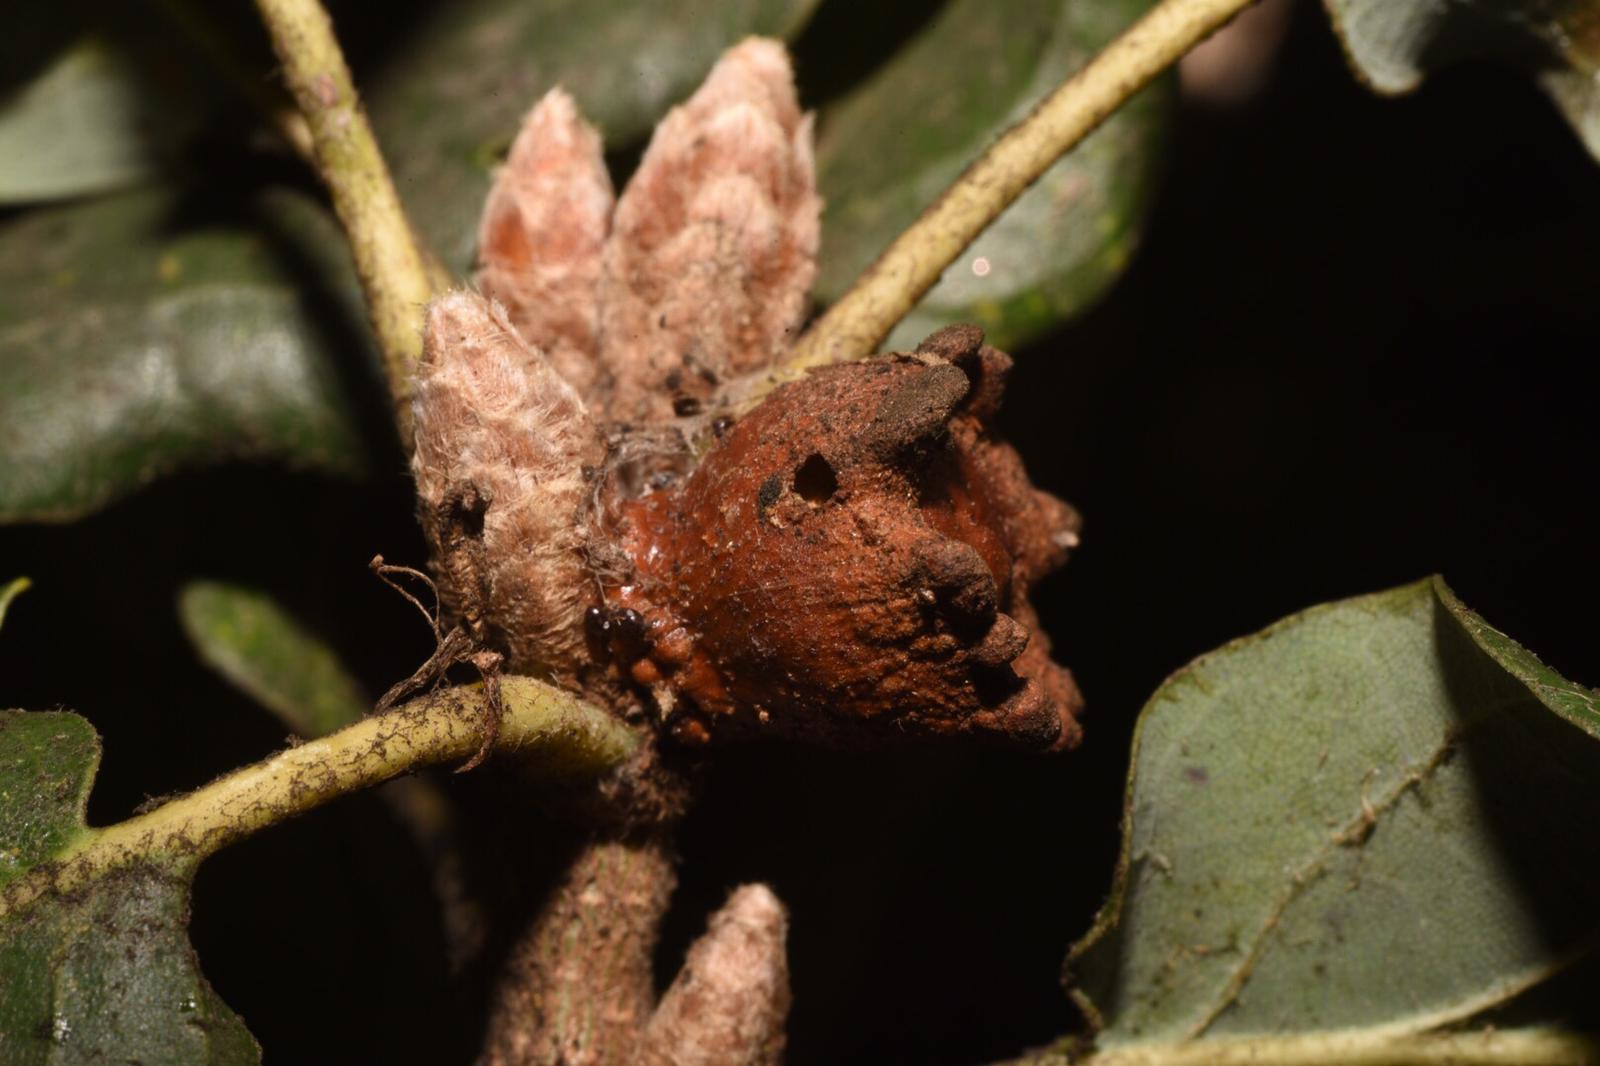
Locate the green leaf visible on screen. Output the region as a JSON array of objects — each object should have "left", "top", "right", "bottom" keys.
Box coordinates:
[
  {"left": 177, "top": 582, "right": 369, "bottom": 738},
  {"left": 366, "top": 0, "right": 823, "bottom": 270},
  {"left": 0, "top": 187, "right": 376, "bottom": 522},
  {"left": 1438, "top": 581, "right": 1600, "bottom": 742},
  {"left": 1071, "top": 577, "right": 1600, "bottom": 1050},
  {"left": 0, "top": 35, "right": 203, "bottom": 205},
  {"left": 1324, "top": 0, "right": 1600, "bottom": 160},
  {"left": 0, "top": 711, "right": 258, "bottom": 1064},
  {"left": 0, "top": 579, "right": 28, "bottom": 633},
  {"left": 812, "top": 0, "right": 1166, "bottom": 352}
]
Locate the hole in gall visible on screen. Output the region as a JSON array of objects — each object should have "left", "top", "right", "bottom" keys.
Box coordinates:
[{"left": 793, "top": 453, "right": 838, "bottom": 504}]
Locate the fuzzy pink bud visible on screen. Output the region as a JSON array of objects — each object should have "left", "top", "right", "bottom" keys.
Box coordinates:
[
  {"left": 478, "top": 90, "right": 615, "bottom": 405},
  {"left": 411, "top": 291, "right": 603, "bottom": 681},
  {"left": 642, "top": 884, "right": 790, "bottom": 1066},
  {"left": 599, "top": 37, "right": 821, "bottom": 423}
]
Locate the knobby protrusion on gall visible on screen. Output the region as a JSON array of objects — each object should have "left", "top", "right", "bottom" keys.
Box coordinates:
[{"left": 608, "top": 324, "right": 1084, "bottom": 751}]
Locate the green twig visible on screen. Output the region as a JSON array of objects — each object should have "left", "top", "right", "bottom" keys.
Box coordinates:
[
  {"left": 778, "top": 0, "right": 1258, "bottom": 380},
  {"left": 0, "top": 576, "right": 29, "bottom": 632},
  {"left": 251, "top": 0, "right": 437, "bottom": 429},
  {"left": 0, "top": 678, "right": 637, "bottom": 920}
]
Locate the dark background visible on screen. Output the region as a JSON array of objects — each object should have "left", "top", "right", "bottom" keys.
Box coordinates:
[{"left": 3, "top": 1, "right": 1599, "bottom": 1062}]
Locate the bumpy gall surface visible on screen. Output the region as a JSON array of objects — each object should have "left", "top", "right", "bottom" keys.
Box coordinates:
[{"left": 606, "top": 325, "right": 1084, "bottom": 751}]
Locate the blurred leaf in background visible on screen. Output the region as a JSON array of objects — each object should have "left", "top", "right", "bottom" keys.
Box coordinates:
[
  {"left": 0, "top": 36, "right": 200, "bottom": 204},
  {"left": 177, "top": 580, "right": 368, "bottom": 738},
  {"left": 0, "top": 188, "right": 375, "bottom": 522},
  {"left": 0, "top": 2, "right": 222, "bottom": 206},
  {"left": 1324, "top": 0, "right": 1600, "bottom": 159}
]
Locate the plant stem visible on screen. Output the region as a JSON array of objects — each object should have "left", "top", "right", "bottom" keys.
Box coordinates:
[
  {"left": 0, "top": 678, "right": 636, "bottom": 920},
  {"left": 1032, "top": 1030, "right": 1600, "bottom": 1066},
  {"left": 251, "top": 0, "right": 437, "bottom": 425},
  {"left": 780, "top": 0, "right": 1257, "bottom": 376},
  {"left": 0, "top": 576, "right": 28, "bottom": 631}
]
